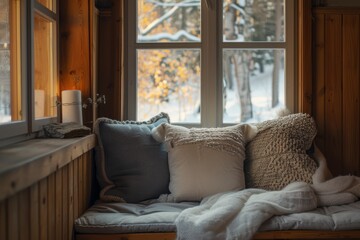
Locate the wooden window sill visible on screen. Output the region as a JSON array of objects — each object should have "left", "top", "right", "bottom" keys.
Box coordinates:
[{"left": 0, "top": 134, "right": 96, "bottom": 201}]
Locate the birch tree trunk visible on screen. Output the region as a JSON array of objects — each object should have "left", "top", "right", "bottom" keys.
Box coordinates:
[
  {"left": 223, "top": 1, "right": 253, "bottom": 121},
  {"left": 233, "top": 52, "right": 252, "bottom": 122}
]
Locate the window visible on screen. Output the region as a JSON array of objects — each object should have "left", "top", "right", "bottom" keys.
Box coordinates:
[
  {"left": 0, "top": 0, "right": 58, "bottom": 141},
  {"left": 127, "top": 0, "right": 295, "bottom": 126},
  {"left": 33, "top": 2, "right": 58, "bottom": 126}
]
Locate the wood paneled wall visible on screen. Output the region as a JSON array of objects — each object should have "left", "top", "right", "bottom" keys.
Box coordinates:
[
  {"left": 97, "top": 8, "right": 115, "bottom": 119},
  {"left": 0, "top": 152, "right": 93, "bottom": 240},
  {"left": 313, "top": 8, "right": 360, "bottom": 176},
  {"left": 60, "top": 0, "right": 96, "bottom": 127},
  {"left": 95, "top": 0, "right": 124, "bottom": 121}
]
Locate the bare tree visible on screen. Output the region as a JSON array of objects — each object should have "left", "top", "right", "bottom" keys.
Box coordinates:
[{"left": 223, "top": 0, "right": 253, "bottom": 121}]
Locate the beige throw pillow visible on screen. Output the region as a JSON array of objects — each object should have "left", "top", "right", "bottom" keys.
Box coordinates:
[
  {"left": 245, "top": 113, "right": 318, "bottom": 190},
  {"left": 152, "top": 123, "right": 258, "bottom": 202}
]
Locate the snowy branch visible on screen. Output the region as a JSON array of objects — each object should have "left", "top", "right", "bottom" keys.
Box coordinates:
[
  {"left": 138, "top": 30, "right": 200, "bottom": 42},
  {"left": 229, "top": 3, "right": 246, "bottom": 16},
  {"left": 140, "top": 0, "right": 199, "bottom": 36},
  {"left": 146, "top": 0, "right": 199, "bottom": 7}
]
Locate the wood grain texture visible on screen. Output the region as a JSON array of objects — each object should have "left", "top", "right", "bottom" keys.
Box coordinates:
[
  {"left": 0, "top": 152, "right": 93, "bottom": 240},
  {"left": 48, "top": 174, "right": 56, "bottom": 240},
  {"left": 97, "top": 9, "right": 115, "bottom": 119},
  {"left": 55, "top": 170, "right": 63, "bottom": 240},
  {"left": 62, "top": 165, "right": 69, "bottom": 240},
  {"left": 39, "top": 178, "right": 48, "bottom": 240},
  {"left": 313, "top": 8, "right": 360, "bottom": 176},
  {"left": 59, "top": 0, "right": 94, "bottom": 127},
  {"left": 0, "top": 134, "right": 96, "bottom": 202},
  {"left": 0, "top": 200, "right": 6, "bottom": 240},
  {"left": 297, "top": 0, "right": 313, "bottom": 114},
  {"left": 30, "top": 184, "right": 40, "bottom": 240},
  {"left": 75, "top": 231, "right": 360, "bottom": 240},
  {"left": 314, "top": 13, "right": 326, "bottom": 151},
  {"left": 324, "top": 13, "right": 343, "bottom": 176},
  {"left": 73, "top": 157, "right": 79, "bottom": 220},
  {"left": 78, "top": 154, "right": 84, "bottom": 215},
  {"left": 7, "top": 195, "right": 18, "bottom": 240},
  {"left": 253, "top": 230, "right": 360, "bottom": 239},
  {"left": 342, "top": 14, "right": 360, "bottom": 176},
  {"left": 18, "top": 189, "right": 30, "bottom": 240},
  {"left": 68, "top": 160, "right": 74, "bottom": 240}
]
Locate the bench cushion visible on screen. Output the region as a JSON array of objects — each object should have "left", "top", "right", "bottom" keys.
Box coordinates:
[
  {"left": 75, "top": 201, "right": 360, "bottom": 234},
  {"left": 75, "top": 201, "right": 198, "bottom": 234}
]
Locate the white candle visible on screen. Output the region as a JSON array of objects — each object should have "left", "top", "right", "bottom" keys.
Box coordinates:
[{"left": 61, "top": 90, "right": 83, "bottom": 125}]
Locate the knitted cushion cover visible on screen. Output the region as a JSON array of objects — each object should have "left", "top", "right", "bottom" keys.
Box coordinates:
[
  {"left": 152, "top": 123, "right": 257, "bottom": 202},
  {"left": 245, "top": 113, "right": 318, "bottom": 191}
]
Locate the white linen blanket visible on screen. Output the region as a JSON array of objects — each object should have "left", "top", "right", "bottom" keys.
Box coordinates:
[{"left": 175, "top": 176, "right": 360, "bottom": 240}]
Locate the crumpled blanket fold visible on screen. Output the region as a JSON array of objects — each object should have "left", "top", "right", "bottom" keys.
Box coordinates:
[{"left": 176, "top": 176, "right": 360, "bottom": 240}]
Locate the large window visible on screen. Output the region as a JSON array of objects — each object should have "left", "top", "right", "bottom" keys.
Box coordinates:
[
  {"left": 0, "top": 0, "right": 58, "bottom": 141},
  {"left": 127, "top": 0, "right": 294, "bottom": 126}
]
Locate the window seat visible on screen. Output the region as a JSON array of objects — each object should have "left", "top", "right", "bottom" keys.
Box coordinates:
[{"left": 73, "top": 114, "right": 360, "bottom": 240}]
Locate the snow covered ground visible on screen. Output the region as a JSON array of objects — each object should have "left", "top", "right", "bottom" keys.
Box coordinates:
[
  {"left": 138, "top": 62, "right": 285, "bottom": 125},
  {"left": 223, "top": 63, "right": 285, "bottom": 123}
]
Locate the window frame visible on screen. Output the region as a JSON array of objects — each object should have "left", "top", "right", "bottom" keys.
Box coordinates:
[
  {"left": 125, "top": 0, "right": 296, "bottom": 127},
  {"left": 0, "top": 0, "right": 28, "bottom": 139},
  {"left": 31, "top": 0, "right": 59, "bottom": 131},
  {"left": 0, "top": 0, "right": 59, "bottom": 143}
]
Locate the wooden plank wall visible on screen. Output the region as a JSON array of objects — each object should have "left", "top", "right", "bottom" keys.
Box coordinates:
[
  {"left": 0, "top": 152, "right": 93, "bottom": 240},
  {"left": 313, "top": 8, "right": 360, "bottom": 176},
  {"left": 60, "top": 0, "right": 94, "bottom": 127},
  {"left": 95, "top": 0, "right": 124, "bottom": 121}
]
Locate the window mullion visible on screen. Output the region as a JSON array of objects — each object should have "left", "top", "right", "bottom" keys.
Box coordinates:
[
  {"left": 285, "top": 0, "right": 296, "bottom": 113},
  {"left": 221, "top": 42, "right": 287, "bottom": 49},
  {"left": 201, "top": 0, "right": 218, "bottom": 127},
  {"left": 126, "top": 0, "right": 137, "bottom": 120},
  {"left": 135, "top": 43, "right": 201, "bottom": 49}
]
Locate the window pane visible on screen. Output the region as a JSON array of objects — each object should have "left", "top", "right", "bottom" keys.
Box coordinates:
[
  {"left": 0, "top": 0, "right": 22, "bottom": 123},
  {"left": 34, "top": 13, "right": 57, "bottom": 119},
  {"left": 223, "top": 0, "right": 284, "bottom": 42},
  {"left": 223, "top": 49, "right": 285, "bottom": 123},
  {"left": 137, "top": 49, "right": 200, "bottom": 123},
  {"left": 137, "top": 0, "right": 201, "bottom": 43}
]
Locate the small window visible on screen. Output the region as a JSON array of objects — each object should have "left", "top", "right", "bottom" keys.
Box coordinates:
[
  {"left": 33, "top": 13, "right": 57, "bottom": 120},
  {"left": 0, "top": 0, "right": 27, "bottom": 139},
  {"left": 32, "top": 1, "right": 59, "bottom": 131},
  {"left": 0, "top": 0, "right": 59, "bottom": 142},
  {"left": 0, "top": 0, "right": 22, "bottom": 124}
]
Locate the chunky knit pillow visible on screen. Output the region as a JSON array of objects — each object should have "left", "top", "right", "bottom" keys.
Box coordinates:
[
  {"left": 152, "top": 123, "right": 258, "bottom": 202},
  {"left": 244, "top": 113, "right": 318, "bottom": 190}
]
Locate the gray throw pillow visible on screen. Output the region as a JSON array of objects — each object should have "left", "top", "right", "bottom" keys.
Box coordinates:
[{"left": 94, "top": 112, "right": 170, "bottom": 203}]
